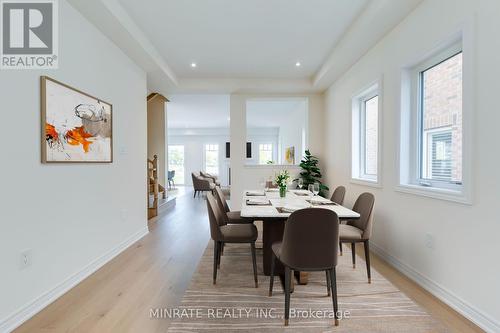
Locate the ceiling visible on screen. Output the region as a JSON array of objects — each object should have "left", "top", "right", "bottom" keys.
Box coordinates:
[
  {"left": 118, "top": 0, "right": 368, "bottom": 79},
  {"left": 70, "top": 0, "right": 423, "bottom": 94},
  {"left": 247, "top": 99, "right": 306, "bottom": 128},
  {"left": 168, "top": 95, "right": 307, "bottom": 129},
  {"left": 168, "top": 95, "right": 230, "bottom": 128}
]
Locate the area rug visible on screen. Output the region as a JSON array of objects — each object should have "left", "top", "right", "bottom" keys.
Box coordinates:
[{"left": 164, "top": 242, "right": 449, "bottom": 332}]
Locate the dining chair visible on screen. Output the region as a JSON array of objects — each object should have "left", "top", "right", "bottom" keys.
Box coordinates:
[
  {"left": 339, "top": 192, "right": 375, "bottom": 283},
  {"left": 268, "top": 208, "right": 340, "bottom": 327},
  {"left": 192, "top": 172, "right": 215, "bottom": 197},
  {"left": 214, "top": 186, "right": 248, "bottom": 224},
  {"left": 331, "top": 186, "right": 346, "bottom": 254},
  {"left": 330, "top": 186, "right": 346, "bottom": 205},
  {"left": 206, "top": 193, "right": 258, "bottom": 287}
]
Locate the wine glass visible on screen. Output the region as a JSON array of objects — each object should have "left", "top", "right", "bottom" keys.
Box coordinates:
[
  {"left": 298, "top": 178, "right": 303, "bottom": 189},
  {"left": 312, "top": 183, "right": 320, "bottom": 196},
  {"left": 308, "top": 184, "right": 314, "bottom": 195}
]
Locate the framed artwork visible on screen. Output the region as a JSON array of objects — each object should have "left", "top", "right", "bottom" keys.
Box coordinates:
[
  {"left": 41, "top": 76, "right": 113, "bottom": 163},
  {"left": 285, "top": 146, "right": 295, "bottom": 164}
]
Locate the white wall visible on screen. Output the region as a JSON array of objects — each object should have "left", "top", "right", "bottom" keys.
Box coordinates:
[
  {"left": 323, "top": 0, "right": 500, "bottom": 331},
  {"left": 0, "top": 1, "right": 147, "bottom": 331},
  {"left": 169, "top": 128, "right": 230, "bottom": 186},
  {"left": 277, "top": 100, "right": 308, "bottom": 164},
  {"left": 230, "top": 94, "right": 324, "bottom": 209},
  {"left": 169, "top": 127, "right": 280, "bottom": 186}
]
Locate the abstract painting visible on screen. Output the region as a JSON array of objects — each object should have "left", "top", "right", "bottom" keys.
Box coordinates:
[
  {"left": 41, "top": 76, "right": 112, "bottom": 163},
  {"left": 285, "top": 146, "right": 295, "bottom": 164}
]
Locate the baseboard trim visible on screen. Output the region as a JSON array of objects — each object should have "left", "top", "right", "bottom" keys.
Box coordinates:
[
  {"left": 0, "top": 226, "right": 149, "bottom": 333},
  {"left": 370, "top": 242, "right": 500, "bottom": 333}
]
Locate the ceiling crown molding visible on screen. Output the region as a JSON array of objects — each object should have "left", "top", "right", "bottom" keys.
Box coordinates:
[{"left": 67, "top": 0, "right": 178, "bottom": 90}]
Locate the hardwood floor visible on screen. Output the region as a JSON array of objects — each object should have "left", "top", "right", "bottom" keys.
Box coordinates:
[{"left": 15, "top": 190, "right": 483, "bottom": 333}]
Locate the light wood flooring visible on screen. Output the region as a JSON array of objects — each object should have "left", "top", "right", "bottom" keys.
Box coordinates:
[{"left": 14, "top": 190, "right": 483, "bottom": 332}]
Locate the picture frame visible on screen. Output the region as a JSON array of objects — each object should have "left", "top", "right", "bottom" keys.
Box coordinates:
[{"left": 41, "top": 76, "right": 113, "bottom": 163}]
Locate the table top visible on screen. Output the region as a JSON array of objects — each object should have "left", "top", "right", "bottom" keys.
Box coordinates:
[{"left": 240, "top": 189, "right": 360, "bottom": 219}]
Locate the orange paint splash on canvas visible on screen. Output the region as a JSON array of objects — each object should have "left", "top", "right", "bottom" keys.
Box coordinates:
[
  {"left": 45, "top": 123, "right": 59, "bottom": 141},
  {"left": 65, "top": 126, "right": 94, "bottom": 153}
]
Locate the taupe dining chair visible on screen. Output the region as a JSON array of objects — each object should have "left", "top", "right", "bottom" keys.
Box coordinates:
[
  {"left": 330, "top": 186, "right": 346, "bottom": 205},
  {"left": 214, "top": 186, "right": 248, "bottom": 224},
  {"left": 206, "top": 193, "right": 258, "bottom": 287},
  {"left": 268, "top": 208, "right": 340, "bottom": 327},
  {"left": 192, "top": 172, "right": 215, "bottom": 197},
  {"left": 339, "top": 192, "right": 375, "bottom": 283}
]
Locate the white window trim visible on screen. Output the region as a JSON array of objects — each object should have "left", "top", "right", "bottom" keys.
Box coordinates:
[
  {"left": 203, "top": 143, "right": 220, "bottom": 175},
  {"left": 397, "top": 21, "right": 475, "bottom": 205},
  {"left": 350, "top": 77, "right": 383, "bottom": 188}
]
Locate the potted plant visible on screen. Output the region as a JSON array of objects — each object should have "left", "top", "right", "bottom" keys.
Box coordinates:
[
  {"left": 275, "top": 169, "right": 290, "bottom": 198},
  {"left": 296, "top": 150, "right": 329, "bottom": 197}
]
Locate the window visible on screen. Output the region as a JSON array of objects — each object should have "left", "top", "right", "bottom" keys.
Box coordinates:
[
  {"left": 168, "top": 145, "right": 185, "bottom": 184},
  {"left": 204, "top": 144, "right": 219, "bottom": 175},
  {"left": 363, "top": 95, "right": 379, "bottom": 177},
  {"left": 418, "top": 51, "right": 462, "bottom": 187},
  {"left": 258, "top": 143, "right": 273, "bottom": 164},
  {"left": 398, "top": 39, "right": 471, "bottom": 203},
  {"left": 352, "top": 82, "right": 381, "bottom": 185}
]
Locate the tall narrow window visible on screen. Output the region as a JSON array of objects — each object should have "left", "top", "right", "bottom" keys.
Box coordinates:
[
  {"left": 363, "top": 95, "right": 379, "bottom": 177},
  {"left": 352, "top": 82, "right": 381, "bottom": 185},
  {"left": 419, "top": 51, "right": 462, "bottom": 186},
  {"left": 168, "top": 145, "right": 185, "bottom": 185},
  {"left": 258, "top": 143, "right": 273, "bottom": 164},
  {"left": 205, "top": 144, "right": 219, "bottom": 175}
]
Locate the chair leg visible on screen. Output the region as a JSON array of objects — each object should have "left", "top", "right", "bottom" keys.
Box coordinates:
[
  {"left": 213, "top": 241, "right": 219, "bottom": 284},
  {"left": 269, "top": 252, "right": 276, "bottom": 296},
  {"left": 193, "top": 190, "right": 197, "bottom": 198},
  {"left": 217, "top": 242, "right": 222, "bottom": 269},
  {"left": 351, "top": 242, "right": 356, "bottom": 268},
  {"left": 364, "top": 240, "right": 371, "bottom": 283},
  {"left": 329, "top": 267, "right": 339, "bottom": 326},
  {"left": 339, "top": 241, "right": 343, "bottom": 256},
  {"left": 251, "top": 242, "right": 258, "bottom": 288},
  {"left": 326, "top": 270, "right": 331, "bottom": 296},
  {"left": 284, "top": 266, "right": 291, "bottom": 326}
]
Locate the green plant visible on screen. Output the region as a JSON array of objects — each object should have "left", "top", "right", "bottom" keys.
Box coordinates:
[
  {"left": 275, "top": 169, "right": 290, "bottom": 189},
  {"left": 296, "top": 150, "right": 329, "bottom": 196}
]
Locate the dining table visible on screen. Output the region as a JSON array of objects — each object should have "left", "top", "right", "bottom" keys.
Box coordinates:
[{"left": 240, "top": 188, "right": 360, "bottom": 284}]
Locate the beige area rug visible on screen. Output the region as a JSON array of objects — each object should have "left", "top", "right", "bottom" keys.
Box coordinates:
[{"left": 165, "top": 242, "right": 449, "bottom": 332}]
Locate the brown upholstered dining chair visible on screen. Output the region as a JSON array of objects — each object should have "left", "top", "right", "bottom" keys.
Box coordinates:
[
  {"left": 200, "top": 170, "right": 221, "bottom": 187},
  {"left": 339, "top": 192, "right": 375, "bottom": 283},
  {"left": 206, "top": 193, "right": 258, "bottom": 287},
  {"left": 269, "top": 208, "right": 340, "bottom": 327},
  {"left": 192, "top": 172, "right": 215, "bottom": 197},
  {"left": 214, "top": 186, "right": 248, "bottom": 224},
  {"left": 330, "top": 186, "right": 346, "bottom": 205}
]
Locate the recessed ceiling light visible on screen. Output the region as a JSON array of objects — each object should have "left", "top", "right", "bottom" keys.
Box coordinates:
[
  {"left": 295, "top": 61, "right": 301, "bottom": 67},
  {"left": 191, "top": 62, "right": 197, "bottom": 68}
]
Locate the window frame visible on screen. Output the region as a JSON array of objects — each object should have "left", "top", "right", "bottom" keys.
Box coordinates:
[
  {"left": 167, "top": 144, "right": 185, "bottom": 185},
  {"left": 397, "top": 29, "right": 474, "bottom": 205},
  {"left": 351, "top": 79, "right": 383, "bottom": 188},
  {"left": 204, "top": 143, "right": 220, "bottom": 176},
  {"left": 258, "top": 143, "right": 274, "bottom": 165},
  {"left": 413, "top": 44, "right": 463, "bottom": 191},
  {"left": 407, "top": 43, "right": 463, "bottom": 191}
]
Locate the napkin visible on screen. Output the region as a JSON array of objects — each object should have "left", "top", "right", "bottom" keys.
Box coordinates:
[
  {"left": 246, "top": 199, "right": 271, "bottom": 206},
  {"left": 246, "top": 190, "right": 266, "bottom": 196},
  {"left": 308, "top": 199, "right": 336, "bottom": 205},
  {"left": 281, "top": 204, "right": 305, "bottom": 213}
]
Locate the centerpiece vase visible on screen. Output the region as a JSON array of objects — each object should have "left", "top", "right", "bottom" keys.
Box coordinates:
[{"left": 279, "top": 186, "right": 287, "bottom": 198}]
